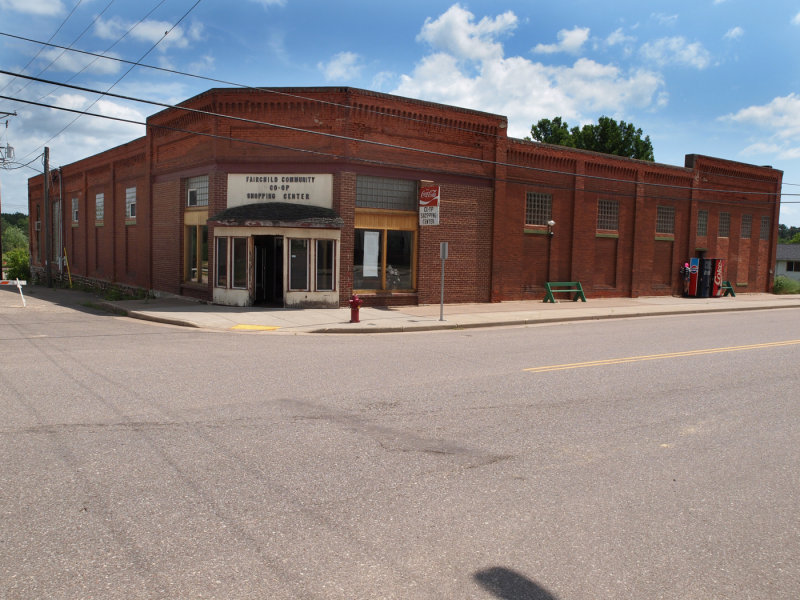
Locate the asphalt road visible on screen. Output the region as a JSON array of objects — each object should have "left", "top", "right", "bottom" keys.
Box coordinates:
[{"left": 1, "top": 289, "right": 799, "bottom": 599}]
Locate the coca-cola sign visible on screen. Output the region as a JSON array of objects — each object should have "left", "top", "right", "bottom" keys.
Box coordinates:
[{"left": 419, "top": 185, "right": 440, "bottom": 225}]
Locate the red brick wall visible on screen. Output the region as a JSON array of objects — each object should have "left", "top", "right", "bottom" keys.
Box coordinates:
[{"left": 28, "top": 88, "right": 782, "bottom": 303}]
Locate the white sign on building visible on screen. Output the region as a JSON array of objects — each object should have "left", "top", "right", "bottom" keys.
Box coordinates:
[
  {"left": 419, "top": 185, "right": 440, "bottom": 226},
  {"left": 227, "top": 174, "right": 333, "bottom": 208}
]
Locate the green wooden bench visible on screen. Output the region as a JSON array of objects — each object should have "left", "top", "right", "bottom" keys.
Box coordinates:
[
  {"left": 543, "top": 281, "right": 586, "bottom": 303},
  {"left": 720, "top": 280, "right": 735, "bottom": 297}
]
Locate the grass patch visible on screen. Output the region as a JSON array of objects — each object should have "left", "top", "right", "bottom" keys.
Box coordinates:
[{"left": 774, "top": 276, "right": 800, "bottom": 294}]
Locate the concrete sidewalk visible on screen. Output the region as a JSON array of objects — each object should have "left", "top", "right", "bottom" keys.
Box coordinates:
[{"left": 9, "top": 285, "right": 799, "bottom": 334}]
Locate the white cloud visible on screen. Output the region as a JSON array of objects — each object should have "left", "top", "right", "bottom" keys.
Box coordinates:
[
  {"left": 38, "top": 48, "right": 121, "bottom": 75},
  {"left": 724, "top": 27, "right": 744, "bottom": 40},
  {"left": 793, "top": 12, "right": 800, "bottom": 25},
  {"left": 247, "top": 0, "right": 286, "bottom": 7},
  {"left": 394, "top": 6, "right": 666, "bottom": 138},
  {"left": 0, "top": 0, "right": 64, "bottom": 16},
  {"left": 722, "top": 94, "right": 800, "bottom": 160},
  {"left": 723, "top": 94, "right": 800, "bottom": 139},
  {"left": 94, "top": 17, "right": 203, "bottom": 50},
  {"left": 416, "top": 4, "right": 518, "bottom": 62},
  {"left": 652, "top": 13, "right": 678, "bottom": 27},
  {"left": 606, "top": 28, "right": 636, "bottom": 46},
  {"left": 640, "top": 37, "right": 712, "bottom": 69},
  {"left": 318, "top": 52, "right": 363, "bottom": 81},
  {"left": 533, "top": 27, "right": 590, "bottom": 55}
]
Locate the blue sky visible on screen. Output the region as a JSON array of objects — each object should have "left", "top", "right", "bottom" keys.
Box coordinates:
[{"left": 1, "top": 0, "right": 800, "bottom": 225}]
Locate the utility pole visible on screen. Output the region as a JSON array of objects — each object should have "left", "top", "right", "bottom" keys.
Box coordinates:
[
  {"left": 44, "top": 147, "right": 52, "bottom": 287},
  {"left": 0, "top": 111, "right": 17, "bottom": 265}
]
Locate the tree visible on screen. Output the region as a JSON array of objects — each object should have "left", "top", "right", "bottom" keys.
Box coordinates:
[
  {"left": 528, "top": 116, "right": 655, "bottom": 161},
  {"left": 1, "top": 224, "right": 27, "bottom": 254},
  {"left": 778, "top": 224, "right": 800, "bottom": 243},
  {"left": 4, "top": 247, "right": 30, "bottom": 280}
]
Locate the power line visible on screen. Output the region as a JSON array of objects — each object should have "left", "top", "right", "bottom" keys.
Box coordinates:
[
  {"left": 0, "top": 0, "right": 85, "bottom": 95},
  {"left": 0, "top": 71, "right": 789, "bottom": 201},
  {"left": 18, "top": 0, "right": 202, "bottom": 162},
  {"left": 2, "top": 28, "right": 794, "bottom": 193},
  {"left": 2, "top": 92, "right": 790, "bottom": 212}
]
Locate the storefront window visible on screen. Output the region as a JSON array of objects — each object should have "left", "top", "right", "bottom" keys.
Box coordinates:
[
  {"left": 185, "top": 225, "right": 208, "bottom": 283},
  {"left": 386, "top": 230, "right": 413, "bottom": 289},
  {"left": 354, "top": 228, "right": 414, "bottom": 290},
  {"left": 215, "top": 237, "right": 227, "bottom": 287},
  {"left": 232, "top": 237, "right": 247, "bottom": 289},
  {"left": 316, "top": 239, "right": 335, "bottom": 291},
  {"left": 289, "top": 239, "right": 309, "bottom": 290},
  {"left": 354, "top": 229, "right": 383, "bottom": 289}
]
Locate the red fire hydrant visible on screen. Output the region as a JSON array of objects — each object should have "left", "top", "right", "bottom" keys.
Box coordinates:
[{"left": 349, "top": 293, "right": 363, "bottom": 323}]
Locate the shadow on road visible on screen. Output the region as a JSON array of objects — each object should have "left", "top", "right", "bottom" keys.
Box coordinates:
[{"left": 474, "top": 567, "right": 559, "bottom": 600}]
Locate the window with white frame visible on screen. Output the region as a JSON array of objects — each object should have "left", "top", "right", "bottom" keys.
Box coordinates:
[
  {"left": 215, "top": 237, "right": 247, "bottom": 289},
  {"left": 719, "top": 212, "right": 730, "bottom": 238},
  {"left": 289, "top": 239, "right": 309, "bottom": 290},
  {"left": 597, "top": 199, "right": 619, "bottom": 231},
  {"left": 125, "top": 187, "right": 136, "bottom": 220},
  {"left": 697, "top": 210, "right": 708, "bottom": 237},
  {"left": 186, "top": 175, "right": 209, "bottom": 207},
  {"left": 741, "top": 214, "right": 752, "bottom": 239},
  {"left": 656, "top": 206, "right": 675, "bottom": 234},
  {"left": 525, "top": 192, "right": 552, "bottom": 226},
  {"left": 71, "top": 197, "right": 79, "bottom": 223},
  {"left": 316, "top": 239, "right": 335, "bottom": 291},
  {"left": 95, "top": 193, "right": 104, "bottom": 224}
]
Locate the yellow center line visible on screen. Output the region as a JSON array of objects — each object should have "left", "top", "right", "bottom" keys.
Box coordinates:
[{"left": 524, "top": 339, "right": 800, "bottom": 373}]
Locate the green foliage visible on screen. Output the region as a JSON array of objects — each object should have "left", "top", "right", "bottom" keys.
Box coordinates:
[
  {"left": 778, "top": 224, "right": 800, "bottom": 243},
  {"left": 4, "top": 247, "right": 30, "bottom": 280},
  {"left": 2, "top": 213, "right": 30, "bottom": 256},
  {"left": 528, "top": 116, "right": 655, "bottom": 161},
  {"left": 773, "top": 276, "right": 800, "bottom": 294},
  {"left": 1, "top": 212, "right": 29, "bottom": 231},
  {"left": 2, "top": 224, "right": 28, "bottom": 253}
]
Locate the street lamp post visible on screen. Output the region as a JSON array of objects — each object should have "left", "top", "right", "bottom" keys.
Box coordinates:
[{"left": 546, "top": 220, "right": 555, "bottom": 282}]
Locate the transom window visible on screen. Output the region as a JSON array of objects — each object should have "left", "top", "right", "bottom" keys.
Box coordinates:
[
  {"left": 656, "top": 206, "right": 675, "bottom": 234},
  {"left": 186, "top": 175, "right": 209, "bottom": 207},
  {"left": 697, "top": 210, "right": 708, "bottom": 237},
  {"left": 525, "top": 192, "right": 552, "bottom": 226},
  {"left": 719, "top": 212, "right": 730, "bottom": 238},
  {"left": 125, "top": 187, "right": 136, "bottom": 220},
  {"left": 356, "top": 176, "right": 417, "bottom": 210},
  {"left": 597, "top": 199, "right": 619, "bottom": 231}
]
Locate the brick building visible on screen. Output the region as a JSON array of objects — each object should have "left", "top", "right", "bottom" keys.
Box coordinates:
[{"left": 28, "top": 87, "right": 782, "bottom": 307}]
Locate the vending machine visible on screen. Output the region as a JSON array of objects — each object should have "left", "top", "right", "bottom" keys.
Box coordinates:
[
  {"left": 687, "top": 258, "right": 700, "bottom": 296},
  {"left": 685, "top": 258, "right": 726, "bottom": 298}
]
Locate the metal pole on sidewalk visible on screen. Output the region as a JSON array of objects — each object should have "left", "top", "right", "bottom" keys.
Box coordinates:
[{"left": 439, "top": 242, "right": 448, "bottom": 321}]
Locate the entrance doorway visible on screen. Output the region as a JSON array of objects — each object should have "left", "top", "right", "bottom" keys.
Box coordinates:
[{"left": 254, "top": 235, "right": 283, "bottom": 306}]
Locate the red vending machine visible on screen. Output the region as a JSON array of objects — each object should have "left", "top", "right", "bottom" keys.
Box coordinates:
[{"left": 710, "top": 258, "right": 726, "bottom": 297}]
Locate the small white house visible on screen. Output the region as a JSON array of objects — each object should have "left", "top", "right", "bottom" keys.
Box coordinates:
[{"left": 776, "top": 244, "right": 800, "bottom": 282}]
